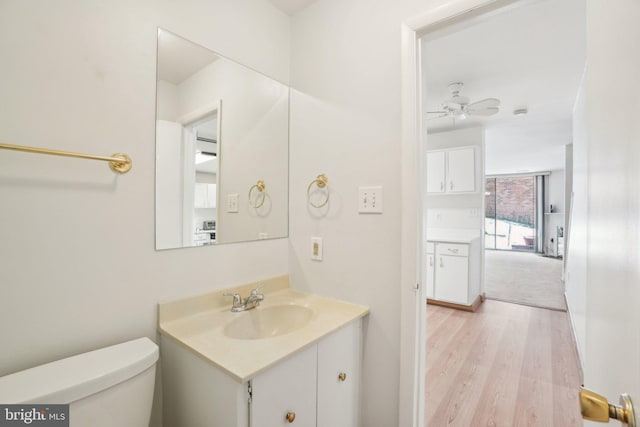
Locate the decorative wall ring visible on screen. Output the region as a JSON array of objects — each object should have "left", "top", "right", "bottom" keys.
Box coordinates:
[
  {"left": 248, "top": 180, "right": 266, "bottom": 208},
  {"left": 307, "top": 174, "right": 329, "bottom": 208}
]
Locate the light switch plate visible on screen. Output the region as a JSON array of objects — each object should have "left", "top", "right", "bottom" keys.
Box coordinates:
[
  {"left": 227, "top": 193, "right": 239, "bottom": 213},
  {"left": 358, "top": 186, "right": 383, "bottom": 214}
]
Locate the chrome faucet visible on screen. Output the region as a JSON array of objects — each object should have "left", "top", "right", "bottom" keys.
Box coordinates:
[{"left": 223, "top": 285, "right": 265, "bottom": 312}]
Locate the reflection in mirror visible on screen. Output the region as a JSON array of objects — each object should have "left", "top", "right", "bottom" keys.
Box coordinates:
[{"left": 155, "top": 29, "right": 289, "bottom": 250}]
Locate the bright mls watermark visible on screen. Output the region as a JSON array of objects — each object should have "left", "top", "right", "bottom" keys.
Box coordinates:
[{"left": 0, "top": 405, "right": 68, "bottom": 426}]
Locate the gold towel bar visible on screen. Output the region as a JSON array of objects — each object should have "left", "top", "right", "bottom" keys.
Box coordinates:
[{"left": 0, "top": 142, "right": 132, "bottom": 174}]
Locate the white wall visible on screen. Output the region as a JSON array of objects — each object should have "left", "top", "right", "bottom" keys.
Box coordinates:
[
  {"left": 289, "top": 0, "right": 450, "bottom": 425},
  {"left": 547, "top": 169, "right": 565, "bottom": 214},
  {"left": 0, "top": 1, "right": 289, "bottom": 426},
  {"left": 156, "top": 120, "right": 185, "bottom": 249},
  {"left": 156, "top": 80, "right": 179, "bottom": 121}
]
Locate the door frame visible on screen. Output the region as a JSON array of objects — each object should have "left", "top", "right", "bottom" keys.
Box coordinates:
[{"left": 398, "top": 1, "right": 524, "bottom": 425}]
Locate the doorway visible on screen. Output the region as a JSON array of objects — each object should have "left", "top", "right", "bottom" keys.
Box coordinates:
[
  {"left": 400, "top": 0, "right": 640, "bottom": 426},
  {"left": 417, "top": 0, "right": 584, "bottom": 424}
]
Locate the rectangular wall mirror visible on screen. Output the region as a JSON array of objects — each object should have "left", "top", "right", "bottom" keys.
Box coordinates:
[{"left": 155, "top": 28, "right": 289, "bottom": 250}]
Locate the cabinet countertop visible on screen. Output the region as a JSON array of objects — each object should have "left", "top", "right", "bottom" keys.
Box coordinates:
[
  {"left": 426, "top": 228, "right": 481, "bottom": 244},
  {"left": 158, "top": 276, "right": 369, "bottom": 382}
]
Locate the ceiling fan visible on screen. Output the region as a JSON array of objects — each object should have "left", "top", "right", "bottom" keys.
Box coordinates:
[{"left": 426, "top": 82, "right": 500, "bottom": 122}]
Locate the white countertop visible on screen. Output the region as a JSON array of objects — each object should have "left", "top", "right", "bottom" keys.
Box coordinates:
[
  {"left": 158, "top": 276, "right": 369, "bottom": 382},
  {"left": 426, "top": 228, "right": 481, "bottom": 243}
]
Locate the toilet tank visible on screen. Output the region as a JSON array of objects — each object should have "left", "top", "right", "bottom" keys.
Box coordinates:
[{"left": 0, "top": 337, "right": 159, "bottom": 427}]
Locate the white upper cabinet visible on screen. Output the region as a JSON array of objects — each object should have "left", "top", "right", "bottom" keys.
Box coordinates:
[
  {"left": 447, "top": 148, "right": 475, "bottom": 192},
  {"left": 426, "top": 151, "right": 446, "bottom": 193},
  {"left": 426, "top": 147, "right": 476, "bottom": 194},
  {"left": 194, "top": 183, "right": 217, "bottom": 208}
]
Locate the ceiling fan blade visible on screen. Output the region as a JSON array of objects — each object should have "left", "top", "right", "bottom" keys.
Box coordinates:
[
  {"left": 467, "top": 98, "right": 500, "bottom": 109},
  {"left": 445, "top": 95, "right": 470, "bottom": 107},
  {"left": 467, "top": 106, "right": 499, "bottom": 116},
  {"left": 426, "top": 111, "right": 449, "bottom": 120}
]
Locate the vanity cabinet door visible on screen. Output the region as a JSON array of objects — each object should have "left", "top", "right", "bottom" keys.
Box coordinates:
[
  {"left": 317, "top": 320, "right": 361, "bottom": 427},
  {"left": 251, "top": 344, "right": 317, "bottom": 427}
]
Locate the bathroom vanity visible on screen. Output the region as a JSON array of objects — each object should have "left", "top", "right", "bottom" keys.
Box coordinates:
[
  {"left": 158, "top": 276, "right": 368, "bottom": 426},
  {"left": 426, "top": 228, "right": 482, "bottom": 311}
]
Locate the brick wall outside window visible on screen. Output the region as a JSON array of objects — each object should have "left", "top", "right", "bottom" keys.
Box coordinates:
[{"left": 485, "top": 177, "right": 536, "bottom": 227}]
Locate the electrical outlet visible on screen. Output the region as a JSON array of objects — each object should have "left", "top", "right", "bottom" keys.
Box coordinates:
[
  {"left": 311, "top": 237, "right": 323, "bottom": 261},
  {"left": 358, "top": 186, "right": 383, "bottom": 214},
  {"left": 227, "top": 193, "right": 239, "bottom": 213}
]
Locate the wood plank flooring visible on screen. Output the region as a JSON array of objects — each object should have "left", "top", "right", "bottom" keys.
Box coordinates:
[{"left": 425, "top": 300, "right": 582, "bottom": 426}]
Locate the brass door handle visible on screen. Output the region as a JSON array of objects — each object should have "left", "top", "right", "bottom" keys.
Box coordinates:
[
  {"left": 580, "top": 388, "right": 636, "bottom": 426},
  {"left": 338, "top": 372, "right": 347, "bottom": 381},
  {"left": 285, "top": 411, "right": 296, "bottom": 423}
]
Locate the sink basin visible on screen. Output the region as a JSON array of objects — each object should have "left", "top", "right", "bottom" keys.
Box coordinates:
[{"left": 223, "top": 305, "right": 314, "bottom": 340}]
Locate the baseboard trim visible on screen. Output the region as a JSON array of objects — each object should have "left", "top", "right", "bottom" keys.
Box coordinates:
[
  {"left": 564, "top": 291, "right": 585, "bottom": 385},
  {"left": 427, "top": 294, "right": 483, "bottom": 312},
  {"left": 484, "top": 295, "right": 567, "bottom": 312}
]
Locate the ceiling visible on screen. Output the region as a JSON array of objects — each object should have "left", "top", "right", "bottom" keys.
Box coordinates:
[
  {"left": 267, "top": 0, "right": 318, "bottom": 15},
  {"left": 157, "top": 29, "right": 219, "bottom": 85},
  {"left": 422, "top": 0, "right": 586, "bottom": 175}
]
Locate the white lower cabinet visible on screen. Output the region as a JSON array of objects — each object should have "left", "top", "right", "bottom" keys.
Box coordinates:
[
  {"left": 161, "top": 319, "right": 362, "bottom": 427},
  {"left": 435, "top": 249, "right": 469, "bottom": 304},
  {"left": 426, "top": 242, "right": 435, "bottom": 299},
  {"left": 426, "top": 237, "right": 481, "bottom": 308}
]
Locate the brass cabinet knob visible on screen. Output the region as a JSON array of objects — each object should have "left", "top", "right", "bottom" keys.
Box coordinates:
[
  {"left": 338, "top": 372, "right": 347, "bottom": 382},
  {"left": 580, "top": 388, "right": 636, "bottom": 427},
  {"left": 286, "top": 412, "right": 296, "bottom": 423}
]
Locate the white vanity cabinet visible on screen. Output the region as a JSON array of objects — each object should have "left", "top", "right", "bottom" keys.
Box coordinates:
[
  {"left": 251, "top": 344, "right": 318, "bottom": 426},
  {"left": 426, "top": 147, "right": 476, "bottom": 194},
  {"left": 161, "top": 319, "right": 362, "bottom": 427},
  {"left": 317, "top": 321, "right": 362, "bottom": 427},
  {"left": 426, "top": 234, "right": 481, "bottom": 310}
]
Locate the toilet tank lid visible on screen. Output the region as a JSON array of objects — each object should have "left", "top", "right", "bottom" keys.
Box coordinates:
[{"left": 0, "top": 337, "right": 159, "bottom": 404}]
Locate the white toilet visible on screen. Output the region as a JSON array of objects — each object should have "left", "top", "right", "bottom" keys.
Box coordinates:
[{"left": 0, "top": 337, "right": 159, "bottom": 427}]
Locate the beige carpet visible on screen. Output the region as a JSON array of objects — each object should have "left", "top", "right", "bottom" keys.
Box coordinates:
[{"left": 485, "top": 250, "right": 566, "bottom": 311}]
